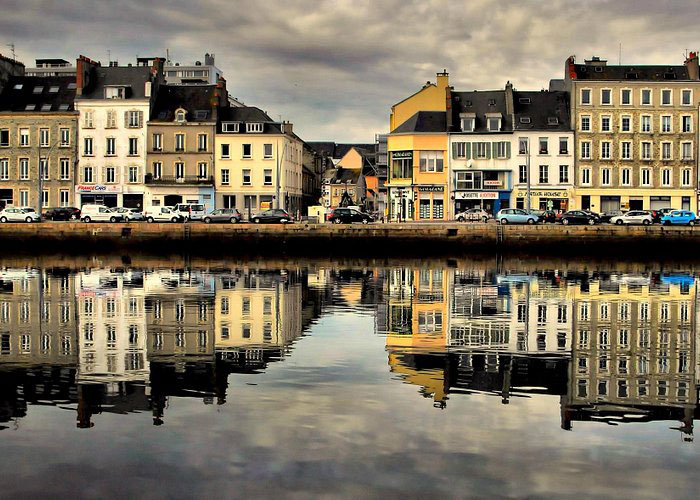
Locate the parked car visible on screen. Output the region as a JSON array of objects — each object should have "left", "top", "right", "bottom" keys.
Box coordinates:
[
  {"left": 559, "top": 210, "right": 598, "bottom": 225},
  {"left": 80, "top": 204, "right": 124, "bottom": 223},
  {"left": 251, "top": 209, "right": 294, "bottom": 224},
  {"left": 113, "top": 207, "right": 144, "bottom": 222},
  {"left": 455, "top": 208, "right": 490, "bottom": 223},
  {"left": 143, "top": 206, "right": 184, "bottom": 223},
  {"left": 536, "top": 210, "right": 558, "bottom": 223},
  {"left": 43, "top": 207, "right": 81, "bottom": 221},
  {"left": 173, "top": 203, "right": 206, "bottom": 221},
  {"left": 581, "top": 210, "right": 602, "bottom": 223},
  {"left": 496, "top": 208, "right": 538, "bottom": 225},
  {"left": 328, "top": 207, "right": 373, "bottom": 224},
  {"left": 599, "top": 210, "right": 625, "bottom": 223},
  {"left": 610, "top": 210, "right": 653, "bottom": 225},
  {"left": 203, "top": 208, "right": 242, "bottom": 224},
  {"left": 0, "top": 207, "right": 41, "bottom": 223},
  {"left": 661, "top": 210, "right": 696, "bottom": 226},
  {"left": 654, "top": 208, "right": 677, "bottom": 223}
]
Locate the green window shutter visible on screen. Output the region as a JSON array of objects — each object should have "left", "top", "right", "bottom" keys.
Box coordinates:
[
  {"left": 491, "top": 142, "right": 497, "bottom": 158},
  {"left": 505, "top": 141, "right": 511, "bottom": 159},
  {"left": 452, "top": 142, "right": 459, "bottom": 159},
  {"left": 485, "top": 142, "right": 491, "bottom": 160},
  {"left": 465, "top": 142, "right": 471, "bottom": 159}
]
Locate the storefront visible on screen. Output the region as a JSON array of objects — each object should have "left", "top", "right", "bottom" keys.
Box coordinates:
[
  {"left": 76, "top": 184, "right": 121, "bottom": 208},
  {"left": 416, "top": 185, "right": 445, "bottom": 220},
  {"left": 453, "top": 191, "right": 509, "bottom": 216},
  {"left": 512, "top": 189, "right": 571, "bottom": 212},
  {"left": 389, "top": 186, "right": 414, "bottom": 221},
  {"left": 145, "top": 185, "right": 214, "bottom": 212}
]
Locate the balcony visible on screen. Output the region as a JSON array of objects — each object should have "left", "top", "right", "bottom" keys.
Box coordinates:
[{"left": 144, "top": 174, "right": 214, "bottom": 185}]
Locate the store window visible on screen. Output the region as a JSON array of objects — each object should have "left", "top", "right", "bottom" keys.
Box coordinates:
[
  {"left": 433, "top": 199, "right": 444, "bottom": 219},
  {"left": 419, "top": 199, "right": 430, "bottom": 219}
]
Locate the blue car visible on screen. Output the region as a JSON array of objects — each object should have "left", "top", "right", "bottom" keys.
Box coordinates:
[
  {"left": 496, "top": 208, "right": 538, "bottom": 225},
  {"left": 660, "top": 210, "right": 696, "bottom": 226}
]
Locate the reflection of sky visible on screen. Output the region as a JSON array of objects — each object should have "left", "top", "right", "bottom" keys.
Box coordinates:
[{"left": 1, "top": 311, "right": 699, "bottom": 498}]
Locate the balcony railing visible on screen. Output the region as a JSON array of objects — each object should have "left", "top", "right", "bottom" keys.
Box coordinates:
[{"left": 145, "top": 175, "right": 214, "bottom": 185}]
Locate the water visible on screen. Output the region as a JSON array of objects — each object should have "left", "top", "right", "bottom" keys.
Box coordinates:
[{"left": 0, "top": 258, "right": 699, "bottom": 498}]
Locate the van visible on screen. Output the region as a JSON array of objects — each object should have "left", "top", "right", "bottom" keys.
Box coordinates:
[
  {"left": 143, "top": 206, "right": 184, "bottom": 223},
  {"left": 173, "top": 203, "right": 206, "bottom": 221},
  {"left": 80, "top": 204, "right": 123, "bottom": 223}
]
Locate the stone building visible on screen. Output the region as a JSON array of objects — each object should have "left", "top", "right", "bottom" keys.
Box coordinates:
[{"left": 0, "top": 55, "right": 78, "bottom": 209}]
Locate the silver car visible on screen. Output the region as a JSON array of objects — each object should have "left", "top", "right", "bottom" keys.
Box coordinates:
[
  {"left": 203, "top": 208, "right": 242, "bottom": 224},
  {"left": 113, "top": 207, "right": 144, "bottom": 222},
  {"left": 0, "top": 207, "right": 41, "bottom": 223},
  {"left": 610, "top": 210, "right": 653, "bottom": 225}
]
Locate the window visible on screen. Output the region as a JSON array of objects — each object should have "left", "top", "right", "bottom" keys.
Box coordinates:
[
  {"left": 474, "top": 142, "right": 488, "bottom": 159},
  {"left": 83, "top": 137, "right": 93, "bottom": 156},
  {"left": 60, "top": 190, "right": 69, "bottom": 207},
  {"left": 453, "top": 142, "right": 468, "bottom": 158},
  {"left": 129, "top": 166, "right": 138, "bottom": 183},
  {"left": 661, "top": 142, "right": 672, "bottom": 160},
  {"left": 39, "top": 128, "right": 49, "bottom": 147},
  {"left": 518, "top": 165, "right": 527, "bottom": 183},
  {"left": 581, "top": 88, "right": 591, "bottom": 105},
  {"left": 641, "top": 142, "right": 652, "bottom": 160},
  {"left": 600, "top": 141, "right": 611, "bottom": 159},
  {"left": 222, "top": 122, "right": 239, "bottom": 133},
  {"left": 681, "top": 89, "right": 692, "bottom": 106},
  {"left": 641, "top": 168, "right": 651, "bottom": 186},
  {"left": 40, "top": 158, "right": 49, "bottom": 180},
  {"left": 461, "top": 117, "right": 475, "bottom": 131},
  {"left": 0, "top": 159, "right": 7, "bottom": 180},
  {"left": 60, "top": 128, "right": 70, "bottom": 146},
  {"left": 581, "top": 168, "right": 591, "bottom": 185},
  {"left": 19, "top": 158, "right": 29, "bottom": 180},
  {"left": 83, "top": 110, "right": 94, "bottom": 128},
  {"left": 487, "top": 117, "right": 501, "bottom": 131},
  {"left": 559, "top": 165, "right": 569, "bottom": 183},
  {"left": 601, "top": 88, "right": 612, "bottom": 105},
  {"left": 600, "top": 115, "right": 611, "bottom": 132},
  {"left": 198, "top": 162, "right": 207, "bottom": 179},
  {"left": 42, "top": 190, "right": 49, "bottom": 207},
  {"left": 83, "top": 166, "right": 93, "bottom": 183},
  {"left": 242, "top": 144, "right": 252, "bottom": 158},
  {"left": 221, "top": 169, "right": 230, "bottom": 185},
  {"left": 106, "top": 110, "right": 116, "bottom": 128},
  {"left": 127, "top": 111, "right": 141, "bottom": 128},
  {"left": 128, "top": 137, "right": 138, "bottom": 155},
  {"left": 538, "top": 165, "right": 548, "bottom": 183},
  {"left": 661, "top": 168, "right": 672, "bottom": 186},
  {"left": 153, "top": 162, "right": 162, "bottom": 179},
  {"left": 641, "top": 115, "right": 651, "bottom": 133},
  {"left": 60, "top": 158, "right": 69, "bottom": 180},
  {"left": 261, "top": 143, "right": 273, "bottom": 159},
  {"left": 105, "top": 87, "right": 125, "bottom": 99},
  {"left": 243, "top": 169, "right": 251, "bottom": 185},
  {"left": 682, "top": 142, "right": 693, "bottom": 160},
  {"left": 433, "top": 199, "right": 444, "bottom": 219},
  {"left": 580, "top": 115, "right": 591, "bottom": 131},
  {"left": 620, "top": 115, "right": 631, "bottom": 132},
  {"left": 221, "top": 143, "right": 230, "bottom": 158},
  {"left": 175, "top": 162, "right": 184, "bottom": 179},
  {"left": 0, "top": 129, "right": 8, "bottom": 147},
  {"left": 620, "top": 88, "right": 631, "bottom": 105},
  {"left": 620, "top": 141, "right": 631, "bottom": 160},
  {"left": 621, "top": 168, "right": 631, "bottom": 186},
  {"left": 175, "top": 133, "right": 185, "bottom": 151},
  {"left": 419, "top": 151, "right": 444, "bottom": 172},
  {"left": 641, "top": 89, "right": 652, "bottom": 105},
  {"left": 661, "top": 89, "right": 672, "bottom": 105},
  {"left": 19, "top": 190, "right": 28, "bottom": 206},
  {"left": 106, "top": 167, "right": 116, "bottom": 183},
  {"left": 682, "top": 115, "right": 692, "bottom": 133},
  {"left": 20, "top": 128, "right": 29, "bottom": 146},
  {"left": 195, "top": 133, "right": 207, "bottom": 152},
  {"left": 419, "top": 199, "right": 430, "bottom": 219},
  {"left": 175, "top": 110, "right": 186, "bottom": 122},
  {"left": 264, "top": 169, "right": 272, "bottom": 185},
  {"left": 246, "top": 123, "right": 264, "bottom": 133},
  {"left": 661, "top": 115, "right": 671, "bottom": 133},
  {"left": 495, "top": 141, "right": 508, "bottom": 159},
  {"left": 682, "top": 168, "right": 692, "bottom": 186},
  {"left": 106, "top": 137, "right": 115, "bottom": 156},
  {"left": 559, "top": 137, "right": 568, "bottom": 154},
  {"left": 518, "top": 137, "right": 528, "bottom": 154},
  {"left": 601, "top": 167, "right": 611, "bottom": 186},
  {"left": 539, "top": 137, "right": 548, "bottom": 154},
  {"left": 580, "top": 141, "right": 591, "bottom": 159}
]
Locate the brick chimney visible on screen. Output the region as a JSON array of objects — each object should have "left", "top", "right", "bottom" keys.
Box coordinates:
[
  {"left": 505, "top": 81, "right": 514, "bottom": 117},
  {"left": 685, "top": 52, "right": 699, "bottom": 80},
  {"left": 282, "top": 121, "right": 293, "bottom": 135},
  {"left": 216, "top": 76, "right": 228, "bottom": 107},
  {"left": 76, "top": 55, "right": 99, "bottom": 96},
  {"left": 0, "top": 53, "right": 25, "bottom": 94}
]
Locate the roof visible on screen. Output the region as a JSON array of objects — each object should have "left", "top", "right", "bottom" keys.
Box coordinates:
[
  {"left": 512, "top": 91, "right": 570, "bottom": 131},
  {"left": 0, "top": 75, "right": 77, "bottom": 112},
  {"left": 150, "top": 84, "right": 216, "bottom": 122},
  {"left": 35, "top": 58, "right": 70, "bottom": 65},
  {"left": 306, "top": 142, "right": 375, "bottom": 159},
  {"left": 217, "top": 106, "right": 283, "bottom": 134},
  {"left": 448, "top": 91, "right": 510, "bottom": 133},
  {"left": 392, "top": 110, "right": 447, "bottom": 134},
  {"left": 77, "top": 65, "right": 152, "bottom": 100},
  {"left": 323, "top": 167, "right": 361, "bottom": 184},
  {"left": 570, "top": 63, "right": 691, "bottom": 81}
]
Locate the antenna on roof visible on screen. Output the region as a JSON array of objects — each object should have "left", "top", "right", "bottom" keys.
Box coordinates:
[
  {"left": 166, "top": 48, "right": 170, "bottom": 65},
  {"left": 618, "top": 43, "right": 622, "bottom": 65},
  {"left": 6, "top": 43, "right": 16, "bottom": 61}
]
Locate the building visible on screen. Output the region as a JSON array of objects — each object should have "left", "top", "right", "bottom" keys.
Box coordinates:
[
  {"left": 321, "top": 146, "right": 377, "bottom": 210},
  {"left": 0, "top": 55, "right": 78, "bottom": 209},
  {"left": 565, "top": 54, "right": 700, "bottom": 212},
  {"left": 25, "top": 58, "right": 73, "bottom": 77},
  {"left": 215, "top": 107, "right": 304, "bottom": 215},
  {"left": 145, "top": 83, "right": 226, "bottom": 210},
  {"left": 74, "top": 56, "right": 164, "bottom": 208}
]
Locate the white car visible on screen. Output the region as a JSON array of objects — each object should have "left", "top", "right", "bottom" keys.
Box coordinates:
[
  {"left": 0, "top": 207, "right": 41, "bottom": 223},
  {"left": 113, "top": 207, "right": 144, "bottom": 222},
  {"left": 173, "top": 203, "right": 206, "bottom": 221},
  {"left": 456, "top": 208, "right": 490, "bottom": 223},
  {"left": 80, "top": 204, "right": 124, "bottom": 223},
  {"left": 610, "top": 210, "right": 653, "bottom": 225},
  {"left": 143, "top": 206, "right": 184, "bottom": 223}
]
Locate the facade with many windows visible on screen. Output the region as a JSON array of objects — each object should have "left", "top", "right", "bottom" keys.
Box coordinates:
[{"left": 566, "top": 54, "right": 700, "bottom": 212}]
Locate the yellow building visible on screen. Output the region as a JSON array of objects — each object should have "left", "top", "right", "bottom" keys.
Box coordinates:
[{"left": 387, "top": 72, "right": 450, "bottom": 221}]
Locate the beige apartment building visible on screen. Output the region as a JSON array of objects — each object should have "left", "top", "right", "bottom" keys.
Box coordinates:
[{"left": 565, "top": 54, "right": 700, "bottom": 212}]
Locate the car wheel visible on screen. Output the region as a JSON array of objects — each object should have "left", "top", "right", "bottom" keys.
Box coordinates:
[
  {"left": 171, "top": 217, "right": 178, "bottom": 223},
  {"left": 333, "top": 218, "right": 342, "bottom": 224},
  {"left": 84, "top": 216, "right": 91, "bottom": 223},
  {"left": 362, "top": 218, "right": 369, "bottom": 224},
  {"left": 203, "top": 217, "right": 212, "bottom": 224},
  {"left": 588, "top": 218, "right": 595, "bottom": 225},
  {"left": 253, "top": 218, "right": 260, "bottom": 224},
  {"left": 147, "top": 217, "right": 154, "bottom": 223},
  {"left": 280, "top": 218, "right": 288, "bottom": 224},
  {"left": 664, "top": 220, "right": 671, "bottom": 226},
  {"left": 500, "top": 218, "right": 508, "bottom": 225},
  {"left": 527, "top": 218, "right": 535, "bottom": 225},
  {"left": 562, "top": 218, "right": 569, "bottom": 225},
  {"left": 456, "top": 217, "right": 464, "bottom": 222},
  {"left": 690, "top": 221, "right": 695, "bottom": 227},
  {"left": 230, "top": 217, "right": 238, "bottom": 224},
  {"left": 70, "top": 214, "right": 78, "bottom": 220},
  {"left": 109, "top": 216, "right": 116, "bottom": 223},
  {"left": 642, "top": 219, "right": 650, "bottom": 225},
  {"left": 0, "top": 216, "right": 6, "bottom": 223},
  {"left": 482, "top": 217, "right": 488, "bottom": 223},
  {"left": 25, "top": 216, "right": 33, "bottom": 223},
  {"left": 615, "top": 219, "right": 623, "bottom": 225}
]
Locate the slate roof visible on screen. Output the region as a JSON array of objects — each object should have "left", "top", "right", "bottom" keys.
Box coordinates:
[
  {"left": 392, "top": 110, "right": 447, "bottom": 133},
  {"left": 217, "top": 106, "right": 283, "bottom": 134},
  {"left": 77, "top": 65, "right": 152, "bottom": 100},
  {"left": 571, "top": 63, "right": 691, "bottom": 81},
  {"left": 448, "top": 91, "right": 510, "bottom": 133},
  {"left": 323, "top": 167, "right": 361, "bottom": 184},
  {"left": 512, "top": 91, "right": 570, "bottom": 131},
  {"left": 0, "top": 75, "right": 77, "bottom": 112},
  {"left": 307, "top": 142, "right": 376, "bottom": 160},
  {"left": 150, "top": 84, "right": 216, "bottom": 122}
]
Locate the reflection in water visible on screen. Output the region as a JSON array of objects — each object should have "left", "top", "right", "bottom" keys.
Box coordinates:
[{"left": 0, "top": 261, "right": 699, "bottom": 495}]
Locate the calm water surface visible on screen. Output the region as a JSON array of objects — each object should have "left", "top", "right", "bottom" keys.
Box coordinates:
[{"left": 0, "top": 258, "right": 699, "bottom": 498}]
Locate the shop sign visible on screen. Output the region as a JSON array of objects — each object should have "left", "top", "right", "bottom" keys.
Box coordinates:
[
  {"left": 484, "top": 180, "right": 502, "bottom": 187},
  {"left": 75, "top": 184, "right": 121, "bottom": 193},
  {"left": 392, "top": 151, "right": 413, "bottom": 159},
  {"left": 418, "top": 185, "right": 444, "bottom": 192},
  {"left": 454, "top": 191, "right": 499, "bottom": 200},
  {"left": 514, "top": 189, "right": 568, "bottom": 198}
]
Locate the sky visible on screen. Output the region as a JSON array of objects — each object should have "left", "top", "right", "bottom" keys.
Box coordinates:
[{"left": 2, "top": 0, "right": 700, "bottom": 143}]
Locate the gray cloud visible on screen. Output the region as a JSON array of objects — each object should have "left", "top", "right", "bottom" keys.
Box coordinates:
[{"left": 3, "top": 0, "right": 700, "bottom": 141}]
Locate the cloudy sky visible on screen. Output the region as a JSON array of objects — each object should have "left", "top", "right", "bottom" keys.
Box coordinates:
[{"left": 2, "top": 0, "right": 700, "bottom": 142}]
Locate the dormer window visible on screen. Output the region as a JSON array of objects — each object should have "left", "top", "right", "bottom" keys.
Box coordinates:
[
  {"left": 486, "top": 113, "right": 502, "bottom": 132},
  {"left": 246, "top": 122, "right": 264, "bottom": 133},
  {"left": 33, "top": 86, "right": 43, "bottom": 94},
  {"left": 519, "top": 97, "right": 531, "bottom": 104},
  {"left": 547, "top": 117, "right": 559, "bottom": 125},
  {"left": 175, "top": 108, "right": 186, "bottom": 122},
  {"left": 222, "top": 122, "right": 239, "bottom": 133},
  {"left": 13, "top": 84, "right": 22, "bottom": 90},
  {"left": 49, "top": 86, "right": 60, "bottom": 93},
  {"left": 105, "top": 86, "right": 125, "bottom": 99},
  {"left": 41, "top": 104, "right": 52, "bottom": 111},
  {"left": 459, "top": 113, "right": 476, "bottom": 132},
  {"left": 25, "top": 104, "right": 36, "bottom": 111},
  {"left": 488, "top": 99, "right": 496, "bottom": 106},
  {"left": 519, "top": 117, "right": 531, "bottom": 124}
]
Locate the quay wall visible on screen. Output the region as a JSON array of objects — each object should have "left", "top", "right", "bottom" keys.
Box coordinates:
[{"left": 0, "top": 222, "right": 699, "bottom": 257}]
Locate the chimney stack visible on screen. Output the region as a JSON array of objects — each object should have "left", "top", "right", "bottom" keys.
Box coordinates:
[
  {"left": 76, "top": 55, "right": 99, "bottom": 96},
  {"left": 505, "top": 81, "right": 514, "bottom": 117},
  {"left": 685, "top": 52, "right": 699, "bottom": 80}
]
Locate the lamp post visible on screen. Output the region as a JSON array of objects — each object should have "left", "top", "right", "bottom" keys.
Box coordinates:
[
  {"left": 525, "top": 137, "right": 532, "bottom": 212},
  {"left": 275, "top": 139, "right": 289, "bottom": 210}
]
